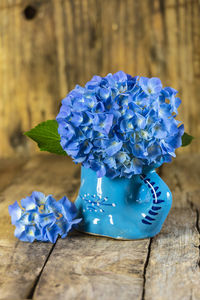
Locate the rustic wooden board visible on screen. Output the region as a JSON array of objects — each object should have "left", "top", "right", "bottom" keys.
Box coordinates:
[
  {"left": 162, "top": 154, "right": 200, "bottom": 195},
  {"left": 30, "top": 154, "right": 200, "bottom": 300},
  {"left": 0, "top": 154, "right": 199, "bottom": 299},
  {"left": 144, "top": 208, "right": 200, "bottom": 300},
  {"left": 33, "top": 233, "right": 150, "bottom": 300},
  {"left": 0, "top": 0, "right": 200, "bottom": 157},
  {"left": 0, "top": 157, "right": 27, "bottom": 192},
  {"left": 0, "top": 154, "right": 79, "bottom": 300},
  {"left": 144, "top": 155, "right": 200, "bottom": 300}
]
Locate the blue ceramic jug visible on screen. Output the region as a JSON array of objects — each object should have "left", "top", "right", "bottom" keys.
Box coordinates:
[{"left": 75, "top": 166, "right": 172, "bottom": 239}]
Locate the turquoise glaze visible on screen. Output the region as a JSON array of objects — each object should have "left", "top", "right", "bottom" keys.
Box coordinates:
[{"left": 75, "top": 167, "right": 172, "bottom": 239}]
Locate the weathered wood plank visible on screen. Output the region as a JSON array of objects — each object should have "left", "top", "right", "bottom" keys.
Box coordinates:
[
  {"left": 0, "top": 157, "right": 27, "bottom": 192},
  {"left": 161, "top": 153, "right": 200, "bottom": 209},
  {"left": 145, "top": 208, "right": 200, "bottom": 300},
  {"left": 0, "top": 0, "right": 48, "bottom": 10},
  {"left": 0, "top": 0, "right": 200, "bottom": 157},
  {"left": 162, "top": 154, "right": 200, "bottom": 195},
  {"left": 0, "top": 0, "right": 61, "bottom": 157},
  {"left": 21, "top": 153, "right": 200, "bottom": 300},
  {"left": 1, "top": 154, "right": 199, "bottom": 299},
  {"left": 0, "top": 154, "right": 79, "bottom": 299},
  {"left": 32, "top": 155, "right": 151, "bottom": 299},
  {"left": 33, "top": 233, "right": 150, "bottom": 300},
  {"left": 144, "top": 154, "right": 200, "bottom": 300}
]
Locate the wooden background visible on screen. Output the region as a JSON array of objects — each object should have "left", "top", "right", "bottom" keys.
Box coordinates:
[{"left": 0, "top": 0, "right": 200, "bottom": 158}]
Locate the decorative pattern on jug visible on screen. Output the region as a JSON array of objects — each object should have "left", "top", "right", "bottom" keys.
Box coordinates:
[
  {"left": 140, "top": 174, "right": 165, "bottom": 226},
  {"left": 80, "top": 194, "right": 116, "bottom": 213}
]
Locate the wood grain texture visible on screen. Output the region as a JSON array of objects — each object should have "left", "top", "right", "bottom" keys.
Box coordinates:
[
  {"left": 33, "top": 233, "right": 150, "bottom": 300},
  {"left": 0, "top": 154, "right": 80, "bottom": 299},
  {"left": 0, "top": 157, "right": 27, "bottom": 192},
  {"left": 144, "top": 154, "right": 200, "bottom": 300},
  {"left": 0, "top": 0, "right": 200, "bottom": 158},
  {"left": 145, "top": 208, "right": 200, "bottom": 300},
  {"left": 0, "top": 154, "right": 199, "bottom": 299}
]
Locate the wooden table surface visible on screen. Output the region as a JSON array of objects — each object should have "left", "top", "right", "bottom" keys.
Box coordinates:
[{"left": 0, "top": 153, "right": 199, "bottom": 300}]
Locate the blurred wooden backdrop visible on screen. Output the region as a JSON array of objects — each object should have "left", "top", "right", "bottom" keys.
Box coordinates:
[{"left": 0, "top": 0, "right": 199, "bottom": 157}]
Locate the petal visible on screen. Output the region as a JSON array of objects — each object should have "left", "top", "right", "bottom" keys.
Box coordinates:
[
  {"left": 31, "top": 191, "right": 46, "bottom": 206},
  {"left": 99, "top": 87, "right": 111, "bottom": 100},
  {"left": 59, "top": 196, "right": 78, "bottom": 221},
  {"left": 71, "top": 113, "right": 83, "bottom": 126},
  {"left": 61, "top": 218, "right": 82, "bottom": 239},
  {"left": 116, "top": 152, "right": 129, "bottom": 163},
  {"left": 90, "top": 161, "right": 106, "bottom": 178},
  {"left": 158, "top": 103, "right": 172, "bottom": 119},
  {"left": 113, "top": 71, "right": 127, "bottom": 82},
  {"left": 152, "top": 121, "right": 167, "bottom": 139},
  {"left": 8, "top": 201, "right": 23, "bottom": 225},
  {"left": 165, "top": 124, "right": 184, "bottom": 149},
  {"left": 131, "top": 142, "right": 146, "bottom": 158},
  {"left": 133, "top": 113, "right": 146, "bottom": 129},
  {"left": 103, "top": 114, "right": 114, "bottom": 134},
  {"left": 14, "top": 224, "right": 28, "bottom": 242},
  {"left": 64, "top": 141, "right": 80, "bottom": 157},
  {"left": 21, "top": 196, "right": 37, "bottom": 211},
  {"left": 25, "top": 225, "right": 36, "bottom": 243},
  {"left": 19, "top": 212, "right": 31, "bottom": 225},
  {"left": 138, "top": 77, "right": 148, "bottom": 92},
  {"left": 104, "top": 157, "right": 116, "bottom": 169},
  {"left": 105, "top": 141, "right": 123, "bottom": 156},
  {"left": 46, "top": 195, "right": 62, "bottom": 215},
  {"left": 132, "top": 158, "right": 143, "bottom": 174},
  {"left": 38, "top": 213, "right": 57, "bottom": 227},
  {"left": 45, "top": 224, "right": 60, "bottom": 243},
  {"left": 55, "top": 218, "right": 72, "bottom": 238},
  {"left": 147, "top": 144, "right": 162, "bottom": 162},
  {"left": 148, "top": 77, "right": 162, "bottom": 94},
  {"left": 93, "top": 102, "right": 105, "bottom": 113},
  {"left": 123, "top": 158, "right": 143, "bottom": 174}
]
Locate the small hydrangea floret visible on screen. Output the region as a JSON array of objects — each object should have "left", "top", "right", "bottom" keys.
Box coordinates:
[
  {"left": 56, "top": 71, "right": 184, "bottom": 178},
  {"left": 8, "top": 191, "right": 82, "bottom": 243}
]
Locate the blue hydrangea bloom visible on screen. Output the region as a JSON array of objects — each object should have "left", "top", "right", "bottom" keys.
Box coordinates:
[
  {"left": 56, "top": 71, "right": 184, "bottom": 178},
  {"left": 8, "top": 191, "right": 82, "bottom": 243}
]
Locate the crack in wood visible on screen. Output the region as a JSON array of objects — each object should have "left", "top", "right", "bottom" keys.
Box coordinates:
[
  {"left": 26, "top": 240, "right": 57, "bottom": 299},
  {"left": 195, "top": 209, "right": 200, "bottom": 268},
  {"left": 141, "top": 238, "right": 153, "bottom": 300},
  {"left": 140, "top": 165, "right": 161, "bottom": 299},
  {"left": 186, "top": 193, "right": 200, "bottom": 269}
]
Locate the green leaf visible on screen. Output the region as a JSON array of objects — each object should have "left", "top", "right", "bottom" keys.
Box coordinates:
[
  {"left": 24, "top": 120, "right": 67, "bottom": 155},
  {"left": 181, "top": 132, "right": 194, "bottom": 147}
]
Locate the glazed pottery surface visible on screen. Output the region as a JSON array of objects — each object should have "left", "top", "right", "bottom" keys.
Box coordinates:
[{"left": 75, "top": 167, "right": 172, "bottom": 239}]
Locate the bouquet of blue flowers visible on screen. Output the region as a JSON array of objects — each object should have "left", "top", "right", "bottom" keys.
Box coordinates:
[
  {"left": 25, "top": 71, "right": 193, "bottom": 179},
  {"left": 10, "top": 71, "right": 194, "bottom": 243}
]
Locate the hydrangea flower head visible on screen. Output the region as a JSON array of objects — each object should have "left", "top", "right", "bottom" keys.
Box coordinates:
[
  {"left": 56, "top": 71, "right": 184, "bottom": 178},
  {"left": 8, "top": 191, "right": 81, "bottom": 243}
]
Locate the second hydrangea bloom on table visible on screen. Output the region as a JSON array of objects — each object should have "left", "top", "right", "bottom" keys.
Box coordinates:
[{"left": 8, "top": 191, "right": 82, "bottom": 243}]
